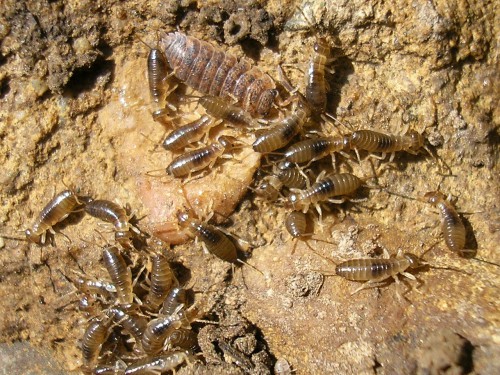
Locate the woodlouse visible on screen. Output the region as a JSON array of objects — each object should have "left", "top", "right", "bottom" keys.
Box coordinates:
[{"left": 160, "top": 32, "right": 278, "bottom": 116}]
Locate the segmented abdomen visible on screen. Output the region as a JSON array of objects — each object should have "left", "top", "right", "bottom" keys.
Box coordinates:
[
  {"left": 350, "top": 130, "right": 403, "bottom": 153},
  {"left": 438, "top": 202, "right": 466, "bottom": 253},
  {"left": 161, "top": 32, "right": 276, "bottom": 116},
  {"left": 336, "top": 258, "right": 408, "bottom": 281}
]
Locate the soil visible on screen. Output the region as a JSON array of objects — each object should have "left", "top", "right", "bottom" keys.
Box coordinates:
[{"left": 0, "top": 0, "right": 498, "bottom": 374}]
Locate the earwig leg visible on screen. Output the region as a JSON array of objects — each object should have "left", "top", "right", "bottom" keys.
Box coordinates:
[
  {"left": 327, "top": 198, "right": 346, "bottom": 204},
  {"left": 351, "top": 279, "right": 389, "bottom": 295}
]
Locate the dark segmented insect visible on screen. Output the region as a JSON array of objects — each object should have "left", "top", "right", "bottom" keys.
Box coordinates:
[
  {"left": 275, "top": 161, "right": 308, "bottom": 189},
  {"left": 198, "top": 95, "right": 259, "bottom": 127},
  {"left": 144, "top": 254, "right": 178, "bottom": 310},
  {"left": 287, "top": 172, "right": 363, "bottom": 213},
  {"left": 81, "top": 317, "right": 112, "bottom": 369},
  {"left": 25, "top": 189, "right": 84, "bottom": 244},
  {"left": 102, "top": 246, "right": 133, "bottom": 305},
  {"left": 177, "top": 211, "right": 238, "bottom": 263},
  {"left": 141, "top": 313, "right": 183, "bottom": 355},
  {"left": 252, "top": 95, "right": 312, "bottom": 153},
  {"left": 255, "top": 175, "right": 283, "bottom": 201},
  {"left": 164, "top": 328, "right": 199, "bottom": 352},
  {"left": 162, "top": 286, "right": 188, "bottom": 317},
  {"left": 145, "top": 42, "right": 177, "bottom": 122},
  {"left": 166, "top": 135, "right": 238, "bottom": 178},
  {"left": 285, "top": 211, "right": 308, "bottom": 239},
  {"left": 84, "top": 200, "right": 136, "bottom": 248},
  {"left": 305, "top": 38, "right": 332, "bottom": 114},
  {"left": 162, "top": 115, "right": 216, "bottom": 151},
  {"left": 334, "top": 250, "right": 424, "bottom": 294},
  {"left": 423, "top": 191, "right": 468, "bottom": 256},
  {"left": 284, "top": 136, "right": 349, "bottom": 164},
  {"left": 347, "top": 129, "right": 425, "bottom": 161},
  {"left": 160, "top": 32, "right": 278, "bottom": 116},
  {"left": 108, "top": 307, "right": 147, "bottom": 349},
  {"left": 124, "top": 350, "right": 190, "bottom": 375}
]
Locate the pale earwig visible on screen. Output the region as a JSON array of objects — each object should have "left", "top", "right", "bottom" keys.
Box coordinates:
[
  {"left": 166, "top": 135, "right": 238, "bottom": 178},
  {"left": 347, "top": 129, "right": 425, "bottom": 162},
  {"left": 84, "top": 200, "right": 137, "bottom": 249},
  {"left": 124, "top": 350, "right": 190, "bottom": 375},
  {"left": 162, "top": 115, "right": 217, "bottom": 151},
  {"left": 333, "top": 249, "right": 425, "bottom": 295},
  {"left": 81, "top": 317, "right": 112, "bottom": 369},
  {"left": 423, "top": 191, "right": 469, "bottom": 256},
  {"left": 252, "top": 95, "right": 312, "bottom": 153},
  {"left": 144, "top": 254, "right": 178, "bottom": 310},
  {"left": 161, "top": 32, "right": 278, "bottom": 116},
  {"left": 25, "top": 189, "right": 85, "bottom": 244},
  {"left": 284, "top": 136, "right": 349, "bottom": 164},
  {"left": 102, "top": 246, "right": 133, "bottom": 305},
  {"left": 198, "top": 95, "right": 259, "bottom": 127},
  {"left": 141, "top": 313, "right": 183, "bottom": 355},
  {"left": 75, "top": 277, "right": 116, "bottom": 300},
  {"left": 287, "top": 172, "right": 363, "bottom": 214}
]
